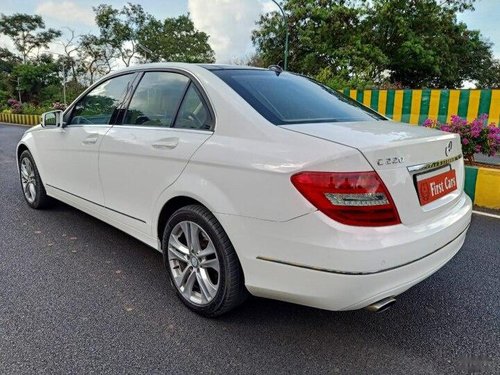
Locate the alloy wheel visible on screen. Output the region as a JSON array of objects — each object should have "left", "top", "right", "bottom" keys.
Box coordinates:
[
  {"left": 20, "top": 157, "right": 36, "bottom": 204},
  {"left": 167, "top": 221, "right": 220, "bottom": 305}
]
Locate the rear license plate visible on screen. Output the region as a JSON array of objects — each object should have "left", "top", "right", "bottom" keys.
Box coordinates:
[{"left": 417, "top": 169, "right": 457, "bottom": 205}]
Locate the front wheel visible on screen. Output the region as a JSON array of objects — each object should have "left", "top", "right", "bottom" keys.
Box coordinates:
[
  {"left": 19, "top": 150, "right": 51, "bottom": 209},
  {"left": 162, "top": 205, "right": 247, "bottom": 317}
]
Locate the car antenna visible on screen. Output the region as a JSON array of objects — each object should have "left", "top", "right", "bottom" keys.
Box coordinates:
[{"left": 268, "top": 65, "right": 283, "bottom": 75}]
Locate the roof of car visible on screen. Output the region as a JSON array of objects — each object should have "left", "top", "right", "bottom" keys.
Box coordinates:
[
  {"left": 114, "top": 62, "right": 265, "bottom": 73},
  {"left": 100, "top": 63, "right": 278, "bottom": 86},
  {"left": 198, "top": 64, "right": 265, "bottom": 71}
]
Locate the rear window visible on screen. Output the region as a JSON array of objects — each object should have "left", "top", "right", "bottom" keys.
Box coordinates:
[{"left": 211, "top": 69, "right": 385, "bottom": 125}]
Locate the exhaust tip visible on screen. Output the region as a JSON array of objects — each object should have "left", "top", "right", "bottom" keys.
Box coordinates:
[{"left": 365, "top": 297, "right": 396, "bottom": 313}]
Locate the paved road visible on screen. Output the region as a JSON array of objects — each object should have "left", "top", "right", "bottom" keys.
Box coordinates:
[{"left": 1, "top": 124, "right": 499, "bottom": 374}]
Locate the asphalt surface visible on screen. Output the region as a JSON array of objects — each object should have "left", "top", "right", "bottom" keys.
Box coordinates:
[{"left": 1, "top": 123, "right": 499, "bottom": 374}]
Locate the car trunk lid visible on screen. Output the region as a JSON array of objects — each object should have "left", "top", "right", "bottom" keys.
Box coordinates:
[{"left": 281, "top": 121, "right": 464, "bottom": 225}]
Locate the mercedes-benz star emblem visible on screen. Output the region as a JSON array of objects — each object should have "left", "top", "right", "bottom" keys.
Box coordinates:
[{"left": 445, "top": 141, "right": 453, "bottom": 156}]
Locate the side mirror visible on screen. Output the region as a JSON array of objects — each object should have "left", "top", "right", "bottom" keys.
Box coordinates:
[{"left": 41, "top": 110, "right": 64, "bottom": 128}]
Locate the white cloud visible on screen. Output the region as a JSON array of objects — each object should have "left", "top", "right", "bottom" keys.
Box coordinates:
[
  {"left": 0, "top": 35, "right": 16, "bottom": 51},
  {"left": 36, "top": 1, "right": 95, "bottom": 27},
  {"left": 188, "top": 0, "right": 264, "bottom": 63},
  {"left": 261, "top": 1, "right": 278, "bottom": 14}
]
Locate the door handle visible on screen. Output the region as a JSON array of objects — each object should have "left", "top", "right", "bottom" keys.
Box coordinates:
[
  {"left": 82, "top": 135, "right": 98, "bottom": 145},
  {"left": 152, "top": 137, "right": 179, "bottom": 150}
]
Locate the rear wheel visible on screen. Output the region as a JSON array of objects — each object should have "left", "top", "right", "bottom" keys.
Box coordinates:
[
  {"left": 19, "top": 150, "right": 51, "bottom": 209},
  {"left": 162, "top": 204, "right": 247, "bottom": 317}
]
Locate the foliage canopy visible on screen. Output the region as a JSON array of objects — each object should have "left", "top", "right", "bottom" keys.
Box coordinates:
[
  {"left": 0, "top": 4, "right": 215, "bottom": 110},
  {"left": 252, "top": 0, "right": 499, "bottom": 88}
]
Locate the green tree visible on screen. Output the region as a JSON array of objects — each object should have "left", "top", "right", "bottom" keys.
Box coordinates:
[
  {"left": 11, "top": 55, "right": 60, "bottom": 103},
  {"left": 58, "top": 27, "right": 80, "bottom": 84},
  {"left": 0, "top": 47, "right": 22, "bottom": 103},
  {"left": 475, "top": 59, "right": 500, "bottom": 89},
  {"left": 137, "top": 15, "right": 215, "bottom": 63},
  {"left": 93, "top": 3, "right": 214, "bottom": 65},
  {"left": 252, "top": 0, "right": 387, "bottom": 89},
  {"left": 93, "top": 3, "right": 147, "bottom": 66},
  {"left": 78, "top": 34, "right": 114, "bottom": 85},
  {"left": 0, "top": 13, "right": 61, "bottom": 63},
  {"left": 252, "top": 0, "right": 494, "bottom": 88},
  {"left": 0, "top": 47, "right": 21, "bottom": 74},
  {"left": 364, "top": 0, "right": 493, "bottom": 88}
]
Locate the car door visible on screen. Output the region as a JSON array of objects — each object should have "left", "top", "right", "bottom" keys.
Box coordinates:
[
  {"left": 98, "top": 70, "right": 213, "bottom": 233},
  {"left": 33, "top": 73, "right": 137, "bottom": 205}
]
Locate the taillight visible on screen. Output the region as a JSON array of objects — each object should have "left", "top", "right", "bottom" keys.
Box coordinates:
[{"left": 291, "top": 171, "right": 401, "bottom": 227}]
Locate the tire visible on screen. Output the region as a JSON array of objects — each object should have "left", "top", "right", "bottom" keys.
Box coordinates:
[
  {"left": 162, "top": 204, "right": 247, "bottom": 317},
  {"left": 19, "top": 150, "right": 51, "bottom": 209}
]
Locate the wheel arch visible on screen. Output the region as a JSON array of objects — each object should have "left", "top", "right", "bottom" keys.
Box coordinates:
[
  {"left": 157, "top": 195, "right": 248, "bottom": 300},
  {"left": 16, "top": 143, "right": 30, "bottom": 169},
  {"left": 153, "top": 174, "right": 239, "bottom": 243},
  {"left": 156, "top": 196, "right": 209, "bottom": 243},
  {"left": 16, "top": 140, "right": 48, "bottom": 192}
]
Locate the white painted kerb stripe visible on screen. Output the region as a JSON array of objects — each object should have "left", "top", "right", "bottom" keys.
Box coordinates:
[{"left": 472, "top": 210, "right": 500, "bottom": 219}]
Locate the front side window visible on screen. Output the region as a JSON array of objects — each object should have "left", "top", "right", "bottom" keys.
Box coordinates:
[
  {"left": 124, "top": 72, "right": 189, "bottom": 127},
  {"left": 210, "top": 69, "right": 385, "bottom": 125},
  {"left": 69, "top": 74, "right": 135, "bottom": 125}
]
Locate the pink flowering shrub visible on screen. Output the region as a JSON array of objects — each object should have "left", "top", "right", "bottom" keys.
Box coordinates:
[
  {"left": 4, "top": 99, "right": 54, "bottom": 115},
  {"left": 423, "top": 114, "right": 500, "bottom": 163},
  {"left": 52, "top": 101, "right": 66, "bottom": 111},
  {"left": 7, "top": 98, "right": 22, "bottom": 114}
]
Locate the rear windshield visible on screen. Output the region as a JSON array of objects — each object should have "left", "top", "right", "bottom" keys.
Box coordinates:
[{"left": 211, "top": 69, "right": 385, "bottom": 125}]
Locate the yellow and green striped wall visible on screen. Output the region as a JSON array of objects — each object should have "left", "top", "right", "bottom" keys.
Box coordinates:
[
  {"left": 465, "top": 166, "right": 500, "bottom": 209},
  {"left": 343, "top": 89, "right": 500, "bottom": 126},
  {"left": 0, "top": 113, "right": 41, "bottom": 125}
]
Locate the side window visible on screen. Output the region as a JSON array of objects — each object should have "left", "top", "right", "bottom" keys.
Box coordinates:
[
  {"left": 69, "top": 74, "right": 134, "bottom": 125},
  {"left": 124, "top": 72, "right": 189, "bottom": 127},
  {"left": 174, "top": 84, "right": 211, "bottom": 130}
]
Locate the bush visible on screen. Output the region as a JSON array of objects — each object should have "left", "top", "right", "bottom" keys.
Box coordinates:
[
  {"left": 21, "top": 103, "right": 47, "bottom": 115},
  {"left": 423, "top": 114, "right": 500, "bottom": 163},
  {"left": 52, "top": 101, "right": 66, "bottom": 111},
  {"left": 5, "top": 98, "right": 52, "bottom": 115},
  {"left": 7, "top": 98, "right": 22, "bottom": 113}
]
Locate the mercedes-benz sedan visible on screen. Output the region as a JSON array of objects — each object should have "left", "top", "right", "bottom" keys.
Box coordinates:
[{"left": 17, "top": 63, "right": 472, "bottom": 316}]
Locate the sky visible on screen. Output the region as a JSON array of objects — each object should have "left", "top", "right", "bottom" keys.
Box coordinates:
[
  {"left": 457, "top": 0, "right": 500, "bottom": 58},
  {"left": 0, "top": 0, "right": 499, "bottom": 63}
]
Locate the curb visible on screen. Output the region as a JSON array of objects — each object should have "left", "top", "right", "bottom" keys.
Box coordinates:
[
  {"left": 0, "top": 113, "right": 40, "bottom": 125},
  {"left": 464, "top": 166, "right": 500, "bottom": 210}
]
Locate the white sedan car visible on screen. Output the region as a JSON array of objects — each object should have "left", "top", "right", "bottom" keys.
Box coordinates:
[{"left": 17, "top": 63, "right": 472, "bottom": 316}]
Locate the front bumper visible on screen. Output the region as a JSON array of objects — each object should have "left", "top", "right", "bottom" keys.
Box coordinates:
[{"left": 215, "top": 192, "right": 472, "bottom": 311}]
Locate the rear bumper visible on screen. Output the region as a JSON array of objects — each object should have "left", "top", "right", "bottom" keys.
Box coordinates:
[
  {"left": 247, "top": 225, "right": 466, "bottom": 311},
  {"left": 216, "top": 192, "right": 472, "bottom": 311}
]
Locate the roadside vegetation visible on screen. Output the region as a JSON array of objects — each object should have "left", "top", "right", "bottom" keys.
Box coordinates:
[{"left": 0, "top": 3, "right": 214, "bottom": 114}]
